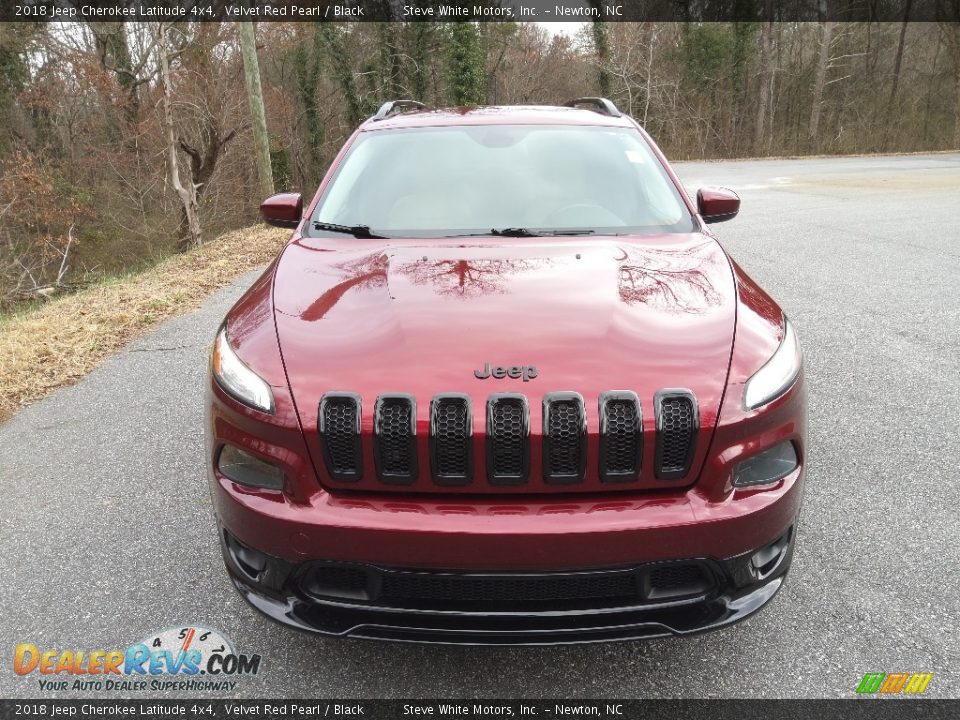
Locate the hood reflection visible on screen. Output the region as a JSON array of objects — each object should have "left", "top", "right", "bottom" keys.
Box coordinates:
[
  {"left": 301, "top": 253, "right": 389, "bottom": 322},
  {"left": 399, "top": 257, "right": 548, "bottom": 298},
  {"left": 616, "top": 243, "right": 722, "bottom": 314}
]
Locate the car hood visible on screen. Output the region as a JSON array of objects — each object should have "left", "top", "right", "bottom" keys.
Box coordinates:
[{"left": 272, "top": 234, "right": 737, "bottom": 491}]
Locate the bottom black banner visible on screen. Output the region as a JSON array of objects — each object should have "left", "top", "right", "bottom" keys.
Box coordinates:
[{"left": 1, "top": 700, "right": 957, "bottom": 720}]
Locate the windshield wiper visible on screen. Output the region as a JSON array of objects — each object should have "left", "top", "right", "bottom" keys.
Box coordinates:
[
  {"left": 490, "top": 227, "right": 539, "bottom": 237},
  {"left": 312, "top": 221, "right": 388, "bottom": 239},
  {"left": 489, "top": 227, "right": 597, "bottom": 237}
]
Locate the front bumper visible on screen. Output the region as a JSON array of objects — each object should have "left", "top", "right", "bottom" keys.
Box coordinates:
[{"left": 219, "top": 522, "right": 796, "bottom": 645}]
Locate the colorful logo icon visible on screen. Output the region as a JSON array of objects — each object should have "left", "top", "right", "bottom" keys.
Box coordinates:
[{"left": 856, "top": 673, "right": 933, "bottom": 695}]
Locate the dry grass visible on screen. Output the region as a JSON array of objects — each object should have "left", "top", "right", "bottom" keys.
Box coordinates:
[{"left": 0, "top": 224, "right": 287, "bottom": 423}]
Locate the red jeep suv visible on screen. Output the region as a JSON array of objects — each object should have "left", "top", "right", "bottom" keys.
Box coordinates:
[{"left": 206, "top": 98, "right": 806, "bottom": 644}]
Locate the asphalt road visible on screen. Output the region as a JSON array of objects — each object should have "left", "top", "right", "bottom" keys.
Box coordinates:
[{"left": 1, "top": 153, "right": 958, "bottom": 699}]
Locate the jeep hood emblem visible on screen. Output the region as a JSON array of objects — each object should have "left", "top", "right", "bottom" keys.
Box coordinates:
[{"left": 474, "top": 363, "right": 537, "bottom": 382}]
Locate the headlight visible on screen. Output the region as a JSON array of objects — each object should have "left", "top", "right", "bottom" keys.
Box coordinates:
[
  {"left": 743, "top": 318, "right": 802, "bottom": 410},
  {"left": 211, "top": 325, "right": 274, "bottom": 413}
]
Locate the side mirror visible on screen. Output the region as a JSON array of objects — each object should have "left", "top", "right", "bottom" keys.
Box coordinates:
[
  {"left": 260, "top": 192, "right": 303, "bottom": 228},
  {"left": 697, "top": 187, "right": 740, "bottom": 224}
]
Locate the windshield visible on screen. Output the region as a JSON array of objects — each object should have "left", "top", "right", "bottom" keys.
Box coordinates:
[{"left": 309, "top": 125, "right": 695, "bottom": 238}]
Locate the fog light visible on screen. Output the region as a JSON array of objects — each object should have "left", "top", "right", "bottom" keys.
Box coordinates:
[
  {"left": 733, "top": 441, "right": 798, "bottom": 487},
  {"left": 217, "top": 445, "right": 284, "bottom": 490}
]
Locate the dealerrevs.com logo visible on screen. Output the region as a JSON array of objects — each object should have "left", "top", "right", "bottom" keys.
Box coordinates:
[{"left": 13, "top": 626, "right": 260, "bottom": 693}]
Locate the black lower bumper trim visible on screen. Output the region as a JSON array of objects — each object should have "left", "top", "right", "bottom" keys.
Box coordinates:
[
  {"left": 230, "top": 573, "right": 782, "bottom": 645},
  {"left": 219, "top": 524, "right": 796, "bottom": 645}
]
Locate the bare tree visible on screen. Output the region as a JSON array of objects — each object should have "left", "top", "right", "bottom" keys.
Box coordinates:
[
  {"left": 754, "top": 1, "right": 774, "bottom": 153},
  {"left": 941, "top": 20, "right": 960, "bottom": 148},
  {"left": 155, "top": 23, "right": 201, "bottom": 249},
  {"left": 239, "top": 21, "right": 274, "bottom": 200},
  {"left": 809, "top": 21, "right": 835, "bottom": 148}
]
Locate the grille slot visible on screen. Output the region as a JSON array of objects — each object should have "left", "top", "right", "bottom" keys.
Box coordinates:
[
  {"left": 374, "top": 394, "right": 417, "bottom": 484},
  {"left": 301, "top": 561, "right": 717, "bottom": 609},
  {"left": 380, "top": 571, "right": 638, "bottom": 605},
  {"left": 318, "top": 393, "right": 362, "bottom": 482},
  {"left": 430, "top": 394, "right": 472, "bottom": 486},
  {"left": 486, "top": 394, "right": 529, "bottom": 485},
  {"left": 655, "top": 390, "right": 698, "bottom": 480},
  {"left": 599, "top": 391, "right": 642, "bottom": 482},
  {"left": 542, "top": 392, "right": 586, "bottom": 484},
  {"left": 646, "top": 564, "right": 711, "bottom": 599}
]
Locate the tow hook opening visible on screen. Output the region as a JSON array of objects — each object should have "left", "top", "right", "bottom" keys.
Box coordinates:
[
  {"left": 751, "top": 528, "right": 792, "bottom": 579},
  {"left": 224, "top": 530, "right": 268, "bottom": 581}
]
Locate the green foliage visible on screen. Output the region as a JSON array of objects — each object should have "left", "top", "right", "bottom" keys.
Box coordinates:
[
  {"left": 0, "top": 24, "right": 31, "bottom": 157},
  {"left": 270, "top": 144, "right": 293, "bottom": 193},
  {"left": 318, "top": 24, "right": 367, "bottom": 126},
  {"left": 446, "top": 22, "right": 486, "bottom": 106},
  {"left": 587, "top": 2, "right": 611, "bottom": 96},
  {"left": 730, "top": 21, "right": 759, "bottom": 99},
  {"left": 293, "top": 27, "right": 325, "bottom": 188},
  {"left": 407, "top": 23, "right": 432, "bottom": 101},
  {"left": 678, "top": 24, "right": 736, "bottom": 91}
]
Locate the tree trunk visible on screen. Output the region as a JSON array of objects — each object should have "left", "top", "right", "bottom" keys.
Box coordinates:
[
  {"left": 955, "top": 62, "right": 960, "bottom": 149},
  {"left": 944, "top": 22, "right": 960, "bottom": 148},
  {"left": 408, "top": 23, "right": 430, "bottom": 101},
  {"left": 155, "top": 23, "right": 201, "bottom": 249},
  {"left": 809, "top": 21, "right": 834, "bottom": 149},
  {"left": 889, "top": 0, "right": 912, "bottom": 107},
  {"left": 590, "top": 15, "right": 611, "bottom": 96},
  {"left": 320, "top": 25, "right": 365, "bottom": 126},
  {"left": 294, "top": 26, "right": 324, "bottom": 190},
  {"left": 239, "top": 22, "right": 274, "bottom": 201},
  {"left": 754, "top": 1, "right": 773, "bottom": 154}
]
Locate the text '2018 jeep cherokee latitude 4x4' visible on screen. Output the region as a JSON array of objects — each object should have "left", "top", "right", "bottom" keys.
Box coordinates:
[{"left": 206, "top": 98, "right": 806, "bottom": 644}]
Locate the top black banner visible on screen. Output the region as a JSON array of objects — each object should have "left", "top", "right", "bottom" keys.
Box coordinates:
[{"left": 3, "top": 0, "right": 960, "bottom": 23}]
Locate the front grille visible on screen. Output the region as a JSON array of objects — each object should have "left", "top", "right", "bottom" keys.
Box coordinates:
[
  {"left": 542, "top": 392, "right": 586, "bottom": 483},
  {"left": 599, "top": 391, "right": 642, "bottom": 482},
  {"left": 374, "top": 394, "right": 417, "bottom": 484},
  {"left": 430, "top": 394, "right": 472, "bottom": 485},
  {"left": 301, "top": 561, "right": 716, "bottom": 609},
  {"left": 486, "top": 394, "right": 529, "bottom": 485},
  {"left": 655, "top": 390, "right": 698, "bottom": 480},
  {"left": 318, "top": 393, "right": 362, "bottom": 481},
  {"left": 315, "top": 388, "right": 701, "bottom": 490}
]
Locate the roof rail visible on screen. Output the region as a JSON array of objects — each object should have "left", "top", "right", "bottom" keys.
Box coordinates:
[
  {"left": 372, "top": 99, "right": 426, "bottom": 122},
  {"left": 563, "top": 97, "right": 622, "bottom": 118}
]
